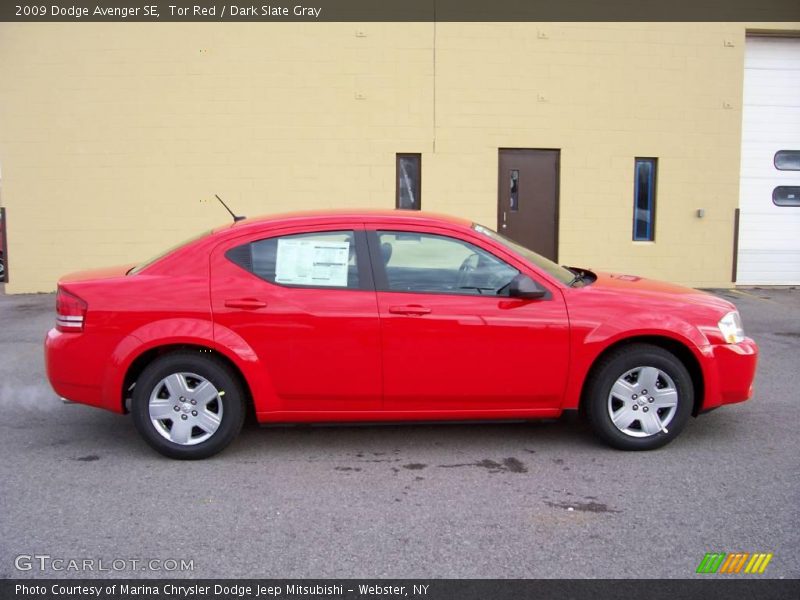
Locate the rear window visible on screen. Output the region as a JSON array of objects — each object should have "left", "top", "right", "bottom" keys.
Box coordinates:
[{"left": 129, "top": 230, "right": 212, "bottom": 275}]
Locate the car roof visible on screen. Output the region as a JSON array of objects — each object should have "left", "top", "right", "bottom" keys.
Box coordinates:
[{"left": 213, "top": 209, "right": 473, "bottom": 234}]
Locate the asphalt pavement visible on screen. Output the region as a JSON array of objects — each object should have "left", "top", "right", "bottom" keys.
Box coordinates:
[{"left": 0, "top": 287, "right": 798, "bottom": 579}]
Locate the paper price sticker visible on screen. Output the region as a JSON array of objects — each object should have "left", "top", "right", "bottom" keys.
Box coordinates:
[{"left": 275, "top": 239, "right": 350, "bottom": 287}]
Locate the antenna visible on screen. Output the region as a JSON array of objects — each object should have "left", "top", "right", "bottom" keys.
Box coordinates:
[{"left": 214, "top": 194, "right": 246, "bottom": 222}]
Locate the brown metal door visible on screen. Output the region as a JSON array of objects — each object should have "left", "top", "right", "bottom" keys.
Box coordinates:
[{"left": 497, "top": 149, "right": 559, "bottom": 261}]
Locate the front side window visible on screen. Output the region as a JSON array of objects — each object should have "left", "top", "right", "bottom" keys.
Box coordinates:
[
  {"left": 377, "top": 231, "right": 518, "bottom": 295},
  {"left": 633, "top": 158, "right": 657, "bottom": 241},
  {"left": 227, "top": 230, "right": 359, "bottom": 289}
]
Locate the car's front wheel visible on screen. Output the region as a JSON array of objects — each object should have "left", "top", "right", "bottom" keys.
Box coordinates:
[
  {"left": 131, "top": 351, "right": 245, "bottom": 459},
  {"left": 585, "top": 344, "right": 693, "bottom": 450}
]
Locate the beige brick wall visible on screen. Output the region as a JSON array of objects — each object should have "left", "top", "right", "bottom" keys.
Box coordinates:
[{"left": 0, "top": 22, "right": 797, "bottom": 292}]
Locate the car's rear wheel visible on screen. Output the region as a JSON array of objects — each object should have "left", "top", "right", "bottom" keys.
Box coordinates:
[
  {"left": 585, "top": 344, "right": 693, "bottom": 450},
  {"left": 131, "top": 352, "right": 245, "bottom": 459}
]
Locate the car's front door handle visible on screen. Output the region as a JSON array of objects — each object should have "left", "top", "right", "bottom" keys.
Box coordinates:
[
  {"left": 224, "top": 298, "right": 268, "bottom": 310},
  {"left": 388, "top": 305, "right": 431, "bottom": 316}
]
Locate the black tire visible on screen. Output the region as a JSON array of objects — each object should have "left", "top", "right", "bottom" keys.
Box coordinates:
[
  {"left": 585, "top": 344, "right": 693, "bottom": 450},
  {"left": 131, "top": 351, "right": 245, "bottom": 459}
]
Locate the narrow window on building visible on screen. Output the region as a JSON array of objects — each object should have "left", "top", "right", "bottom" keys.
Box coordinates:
[
  {"left": 396, "top": 154, "right": 421, "bottom": 210},
  {"left": 633, "top": 158, "right": 657, "bottom": 241},
  {"left": 774, "top": 150, "right": 800, "bottom": 171}
]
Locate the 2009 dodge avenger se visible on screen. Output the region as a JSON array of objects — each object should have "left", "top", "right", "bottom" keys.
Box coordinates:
[{"left": 45, "top": 210, "right": 758, "bottom": 459}]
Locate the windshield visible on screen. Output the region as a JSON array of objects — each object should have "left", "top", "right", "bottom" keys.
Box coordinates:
[
  {"left": 472, "top": 223, "right": 576, "bottom": 285},
  {"left": 128, "top": 230, "right": 212, "bottom": 275}
]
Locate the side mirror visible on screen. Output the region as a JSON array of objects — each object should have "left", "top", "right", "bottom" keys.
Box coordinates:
[{"left": 507, "top": 274, "right": 547, "bottom": 299}]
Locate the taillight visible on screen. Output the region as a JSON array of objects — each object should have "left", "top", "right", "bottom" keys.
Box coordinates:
[{"left": 56, "top": 287, "right": 87, "bottom": 332}]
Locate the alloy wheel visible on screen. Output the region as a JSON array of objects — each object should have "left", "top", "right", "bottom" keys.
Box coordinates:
[
  {"left": 148, "top": 372, "right": 223, "bottom": 445},
  {"left": 606, "top": 366, "right": 679, "bottom": 438}
]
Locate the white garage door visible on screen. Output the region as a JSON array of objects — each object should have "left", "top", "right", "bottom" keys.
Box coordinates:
[{"left": 738, "top": 36, "right": 800, "bottom": 285}]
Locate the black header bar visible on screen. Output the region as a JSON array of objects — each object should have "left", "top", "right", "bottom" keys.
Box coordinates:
[{"left": 2, "top": 0, "right": 800, "bottom": 22}]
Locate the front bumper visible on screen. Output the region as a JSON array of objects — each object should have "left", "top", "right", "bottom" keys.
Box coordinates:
[{"left": 702, "top": 338, "right": 758, "bottom": 411}]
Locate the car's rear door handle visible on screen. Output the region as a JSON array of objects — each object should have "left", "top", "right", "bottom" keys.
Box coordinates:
[
  {"left": 388, "top": 305, "right": 431, "bottom": 316},
  {"left": 224, "top": 298, "right": 268, "bottom": 310}
]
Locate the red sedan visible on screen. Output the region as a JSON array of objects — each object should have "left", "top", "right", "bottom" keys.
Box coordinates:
[{"left": 45, "top": 211, "right": 758, "bottom": 459}]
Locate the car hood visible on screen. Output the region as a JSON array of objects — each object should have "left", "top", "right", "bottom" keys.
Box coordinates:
[
  {"left": 59, "top": 264, "right": 137, "bottom": 284},
  {"left": 586, "top": 270, "right": 735, "bottom": 312}
]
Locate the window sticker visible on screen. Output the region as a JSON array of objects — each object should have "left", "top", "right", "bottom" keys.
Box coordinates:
[{"left": 275, "top": 238, "right": 350, "bottom": 287}]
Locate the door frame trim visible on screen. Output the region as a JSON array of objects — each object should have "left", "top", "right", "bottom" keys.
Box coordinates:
[{"left": 497, "top": 148, "right": 561, "bottom": 263}]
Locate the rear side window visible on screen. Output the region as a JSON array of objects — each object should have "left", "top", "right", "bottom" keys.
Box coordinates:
[{"left": 227, "top": 230, "right": 360, "bottom": 289}]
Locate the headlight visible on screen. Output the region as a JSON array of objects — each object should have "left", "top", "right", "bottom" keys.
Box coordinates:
[{"left": 718, "top": 311, "right": 745, "bottom": 344}]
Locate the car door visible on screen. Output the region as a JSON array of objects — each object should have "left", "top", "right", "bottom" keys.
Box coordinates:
[
  {"left": 210, "top": 224, "right": 381, "bottom": 413},
  {"left": 369, "top": 225, "right": 570, "bottom": 413}
]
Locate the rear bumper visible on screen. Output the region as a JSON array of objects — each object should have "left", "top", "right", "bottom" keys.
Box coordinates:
[
  {"left": 701, "top": 338, "right": 758, "bottom": 411},
  {"left": 45, "top": 328, "right": 121, "bottom": 412}
]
